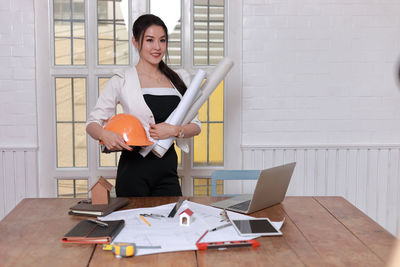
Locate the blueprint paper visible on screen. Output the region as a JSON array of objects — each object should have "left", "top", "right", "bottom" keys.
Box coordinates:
[
  {"left": 181, "top": 57, "right": 234, "bottom": 125},
  {"left": 99, "top": 200, "right": 284, "bottom": 256}
]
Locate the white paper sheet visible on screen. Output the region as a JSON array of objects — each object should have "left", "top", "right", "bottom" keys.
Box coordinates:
[{"left": 99, "top": 200, "right": 284, "bottom": 256}]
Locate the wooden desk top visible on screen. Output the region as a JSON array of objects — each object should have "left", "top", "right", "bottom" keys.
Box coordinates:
[{"left": 0, "top": 196, "right": 395, "bottom": 267}]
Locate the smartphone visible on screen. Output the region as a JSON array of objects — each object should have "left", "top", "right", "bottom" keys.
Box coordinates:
[{"left": 231, "top": 218, "right": 282, "bottom": 237}]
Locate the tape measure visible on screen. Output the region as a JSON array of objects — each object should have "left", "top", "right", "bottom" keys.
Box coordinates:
[
  {"left": 103, "top": 243, "right": 136, "bottom": 257},
  {"left": 103, "top": 243, "right": 161, "bottom": 258}
]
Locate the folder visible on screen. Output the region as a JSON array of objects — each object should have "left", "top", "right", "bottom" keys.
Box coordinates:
[
  {"left": 62, "top": 219, "right": 124, "bottom": 244},
  {"left": 68, "top": 197, "right": 130, "bottom": 217}
]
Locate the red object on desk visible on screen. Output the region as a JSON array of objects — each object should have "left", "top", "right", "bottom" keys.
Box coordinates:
[{"left": 196, "top": 239, "right": 260, "bottom": 250}]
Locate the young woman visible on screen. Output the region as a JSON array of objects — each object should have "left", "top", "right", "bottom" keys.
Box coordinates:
[{"left": 86, "top": 14, "right": 201, "bottom": 197}]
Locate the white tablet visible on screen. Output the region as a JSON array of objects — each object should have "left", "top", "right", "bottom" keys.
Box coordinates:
[{"left": 231, "top": 218, "right": 282, "bottom": 236}]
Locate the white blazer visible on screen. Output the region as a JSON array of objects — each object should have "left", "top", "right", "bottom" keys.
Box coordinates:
[{"left": 86, "top": 67, "right": 201, "bottom": 153}]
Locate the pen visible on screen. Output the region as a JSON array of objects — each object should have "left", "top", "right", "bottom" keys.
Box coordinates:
[
  {"left": 140, "top": 213, "right": 165, "bottom": 219},
  {"left": 139, "top": 215, "right": 151, "bottom": 227},
  {"left": 88, "top": 219, "right": 108, "bottom": 227},
  {"left": 210, "top": 223, "right": 231, "bottom": 232}
]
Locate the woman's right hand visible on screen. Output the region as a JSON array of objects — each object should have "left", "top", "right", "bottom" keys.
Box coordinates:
[{"left": 100, "top": 130, "right": 133, "bottom": 151}]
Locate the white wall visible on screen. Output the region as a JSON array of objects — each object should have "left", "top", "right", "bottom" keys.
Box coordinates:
[
  {"left": 0, "top": 0, "right": 38, "bottom": 219},
  {"left": 0, "top": 0, "right": 37, "bottom": 146},
  {"left": 242, "top": 0, "right": 400, "bottom": 145},
  {"left": 240, "top": 0, "right": 400, "bottom": 236}
]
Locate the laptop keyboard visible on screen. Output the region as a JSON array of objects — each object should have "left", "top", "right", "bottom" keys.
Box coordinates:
[{"left": 228, "top": 200, "right": 251, "bottom": 211}]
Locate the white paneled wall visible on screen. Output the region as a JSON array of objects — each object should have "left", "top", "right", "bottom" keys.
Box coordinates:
[
  {"left": 242, "top": 1, "right": 400, "bottom": 146},
  {"left": 239, "top": 145, "right": 400, "bottom": 236},
  {"left": 0, "top": 147, "right": 38, "bottom": 220}
]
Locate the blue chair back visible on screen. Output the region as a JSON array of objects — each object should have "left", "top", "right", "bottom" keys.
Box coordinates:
[{"left": 211, "top": 170, "right": 261, "bottom": 197}]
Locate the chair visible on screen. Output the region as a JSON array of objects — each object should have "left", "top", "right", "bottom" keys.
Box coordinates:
[{"left": 211, "top": 170, "right": 261, "bottom": 197}]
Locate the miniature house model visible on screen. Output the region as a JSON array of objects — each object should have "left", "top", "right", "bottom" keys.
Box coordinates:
[
  {"left": 179, "top": 208, "right": 194, "bottom": 226},
  {"left": 89, "top": 176, "right": 113, "bottom": 205}
]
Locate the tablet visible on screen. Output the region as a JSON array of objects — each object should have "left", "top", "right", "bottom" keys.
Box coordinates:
[{"left": 231, "top": 218, "right": 282, "bottom": 236}]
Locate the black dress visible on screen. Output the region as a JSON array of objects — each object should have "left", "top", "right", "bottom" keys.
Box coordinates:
[{"left": 115, "top": 92, "right": 182, "bottom": 197}]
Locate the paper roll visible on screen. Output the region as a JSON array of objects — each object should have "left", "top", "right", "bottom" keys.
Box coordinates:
[
  {"left": 181, "top": 57, "right": 234, "bottom": 125},
  {"left": 144, "top": 57, "right": 234, "bottom": 158},
  {"left": 147, "top": 69, "right": 206, "bottom": 157}
]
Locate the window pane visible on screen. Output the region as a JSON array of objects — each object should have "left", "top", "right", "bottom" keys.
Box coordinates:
[
  {"left": 209, "top": 80, "right": 223, "bottom": 121},
  {"left": 72, "top": 0, "right": 85, "bottom": 20},
  {"left": 75, "top": 179, "right": 88, "bottom": 197},
  {"left": 116, "top": 40, "right": 129, "bottom": 65},
  {"left": 57, "top": 179, "right": 88, "bottom": 198},
  {"left": 54, "top": 21, "right": 72, "bottom": 65},
  {"left": 57, "top": 179, "right": 74, "bottom": 198},
  {"left": 97, "top": 0, "right": 129, "bottom": 65},
  {"left": 194, "top": 123, "right": 208, "bottom": 165},
  {"left": 73, "top": 78, "right": 86, "bottom": 121},
  {"left": 194, "top": 0, "right": 224, "bottom": 66},
  {"left": 193, "top": 177, "right": 223, "bottom": 196},
  {"left": 53, "top": 0, "right": 86, "bottom": 65},
  {"left": 57, "top": 123, "right": 73, "bottom": 167},
  {"left": 209, "top": 123, "right": 223, "bottom": 165},
  {"left": 194, "top": 80, "right": 224, "bottom": 166},
  {"left": 55, "top": 77, "right": 87, "bottom": 168},
  {"left": 75, "top": 123, "right": 87, "bottom": 167},
  {"left": 56, "top": 78, "right": 72, "bottom": 121},
  {"left": 193, "top": 178, "right": 211, "bottom": 196},
  {"left": 150, "top": 0, "right": 182, "bottom": 66}
]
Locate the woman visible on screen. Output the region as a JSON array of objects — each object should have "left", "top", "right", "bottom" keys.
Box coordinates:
[{"left": 86, "top": 14, "right": 201, "bottom": 197}]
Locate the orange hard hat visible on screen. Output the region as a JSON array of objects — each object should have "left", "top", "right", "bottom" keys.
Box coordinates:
[{"left": 103, "top": 114, "right": 153, "bottom": 146}]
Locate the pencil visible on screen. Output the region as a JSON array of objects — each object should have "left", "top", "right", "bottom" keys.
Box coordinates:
[
  {"left": 139, "top": 214, "right": 151, "bottom": 226},
  {"left": 196, "top": 230, "right": 209, "bottom": 244}
]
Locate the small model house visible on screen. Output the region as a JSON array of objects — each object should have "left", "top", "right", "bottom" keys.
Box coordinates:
[
  {"left": 179, "top": 208, "right": 194, "bottom": 226},
  {"left": 89, "top": 176, "right": 113, "bottom": 205}
]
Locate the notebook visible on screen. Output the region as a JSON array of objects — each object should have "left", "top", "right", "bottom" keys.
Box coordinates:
[
  {"left": 62, "top": 219, "right": 125, "bottom": 244},
  {"left": 210, "top": 162, "right": 296, "bottom": 214},
  {"left": 69, "top": 197, "right": 130, "bottom": 217}
]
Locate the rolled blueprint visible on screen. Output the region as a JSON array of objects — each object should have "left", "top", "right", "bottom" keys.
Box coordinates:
[
  {"left": 181, "top": 57, "right": 234, "bottom": 125},
  {"left": 152, "top": 57, "right": 234, "bottom": 158},
  {"left": 141, "top": 69, "right": 206, "bottom": 157}
]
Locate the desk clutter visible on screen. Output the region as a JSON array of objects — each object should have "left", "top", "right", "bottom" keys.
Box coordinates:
[{"left": 63, "top": 197, "right": 285, "bottom": 257}]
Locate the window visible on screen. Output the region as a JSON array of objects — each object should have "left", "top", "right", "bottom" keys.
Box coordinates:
[
  {"left": 37, "top": 0, "right": 241, "bottom": 197},
  {"left": 55, "top": 77, "right": 87, "bottom": 168},
  {"left": 53, "top": 0, "right": 85, "bottom": 65},
  {"left": 57, "top": 179, "right": 88, "bottom": 198},
  {"left": 97, "top": 0, "right": 130, "bottom": 65}
]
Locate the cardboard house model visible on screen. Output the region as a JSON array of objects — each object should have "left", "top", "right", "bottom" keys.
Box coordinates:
[
  {"left": 179, "top": 208, "right": 194, "bottom": 226},
  {"left": 89, "top": 177, "right": 113, "bottom": 205}
]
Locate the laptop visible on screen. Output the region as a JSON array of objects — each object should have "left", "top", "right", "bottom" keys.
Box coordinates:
[{"left": 210, "top": 162, "right": 296, "bottom": 214}]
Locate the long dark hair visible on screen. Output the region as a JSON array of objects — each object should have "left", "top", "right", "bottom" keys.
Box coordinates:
[{"left": 132, "top": 14, "right": 187, "bottom": 95}]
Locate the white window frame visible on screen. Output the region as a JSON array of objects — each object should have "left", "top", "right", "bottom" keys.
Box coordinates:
[{"left": 35, "top": 0, "right": 242, "bottom": 197}]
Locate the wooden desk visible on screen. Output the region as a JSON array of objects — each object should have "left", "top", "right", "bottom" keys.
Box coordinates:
[{"left": 0, "top": 197, "right": 395, "bottom": 266}]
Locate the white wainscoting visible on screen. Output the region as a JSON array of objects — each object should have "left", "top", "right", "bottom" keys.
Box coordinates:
[
  {"left": 239, "top": 145, "right": 400, "bottom": 236},
  {"left": 0, "top": 147, "right": 38, "bottom": 220}
]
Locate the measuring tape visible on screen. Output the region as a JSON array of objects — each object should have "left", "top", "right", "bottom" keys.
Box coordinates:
[
  {"left": 103, "top": 243, "right": 136, "bottom": 257},
  {"left": 103, "top": 243, "right": 162, "bottom": 258}
]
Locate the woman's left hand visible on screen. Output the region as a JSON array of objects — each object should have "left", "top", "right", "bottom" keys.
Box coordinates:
[{"left": 149, "top": 122, "right": 178, "bottom": 140}]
